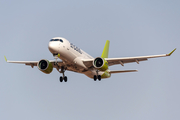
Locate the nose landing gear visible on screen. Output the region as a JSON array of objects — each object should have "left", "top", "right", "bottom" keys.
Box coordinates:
[
  {"left": 53, "top": 54, "right": 68, "bottom": 83},
  {"left": 60, "top": 76, "right": 67, "bottom": 82},
  {"left": 59, "top": 66, "right": 67, "bottom": 82}
]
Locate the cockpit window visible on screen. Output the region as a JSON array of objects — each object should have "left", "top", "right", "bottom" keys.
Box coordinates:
[
  {"left": 60, "top": 39, "right": 63, "bottom": 42},
  {"left": 50, "top": 39, "right": 64, "bottom": 42}
]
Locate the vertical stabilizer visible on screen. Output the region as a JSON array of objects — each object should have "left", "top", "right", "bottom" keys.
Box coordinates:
[{"left": 101, "top": 40, "right": 110, "bottom": 58}]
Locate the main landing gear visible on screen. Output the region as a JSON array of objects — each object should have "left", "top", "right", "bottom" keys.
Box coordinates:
[
  {"left": 94, "top": 75, "right": 101, "bottom": 81},
  {"left": 59, "top": 66, "right": 68, "bottom": 82},
  {"left": 94, "top": 70, "right": 101, "bottom": 81}
]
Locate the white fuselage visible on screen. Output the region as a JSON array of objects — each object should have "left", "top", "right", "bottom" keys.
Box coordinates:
[{"left": 48, "top": 37, "right": 105, "bottom": 78}]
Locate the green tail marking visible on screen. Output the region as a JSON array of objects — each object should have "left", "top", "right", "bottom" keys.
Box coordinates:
[{"left": 101, "top": 40, "right": 110, "bottom": 58}]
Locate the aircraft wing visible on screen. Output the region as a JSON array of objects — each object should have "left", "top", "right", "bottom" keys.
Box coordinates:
[
  {"left": 106, "top": 48, "right": 176, "bottom": 66},
  {"left": 83, "top": 48, "right": 176, "bottom": 67},
  {"left": 4, "top": 56, "right": 64, "bottom": 68}
]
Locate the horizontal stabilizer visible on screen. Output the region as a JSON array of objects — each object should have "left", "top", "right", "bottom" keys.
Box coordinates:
[{"left": 110, "top": 70, "right": 138, "bottom": 74}]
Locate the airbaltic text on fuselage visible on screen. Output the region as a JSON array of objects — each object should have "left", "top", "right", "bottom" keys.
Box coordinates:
[{"left": 70, "top": 43, "right": 82, "bottom": 54}]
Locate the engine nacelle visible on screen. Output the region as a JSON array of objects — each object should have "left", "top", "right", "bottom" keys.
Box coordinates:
[
  {"left": 93, "top": 57, "right": 108, "bottom": 71},
  {"left": 37, "top": 59, "right": 53, "bottom": 74}
]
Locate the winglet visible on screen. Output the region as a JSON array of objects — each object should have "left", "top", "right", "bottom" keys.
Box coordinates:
[
  {"left": 101, "top": 40, "right": 110, "bottom": 58},
  {"left": 4, "top": 56, "right": 7, "bottom": 62},
  {"left": 167, "top": 48, "right": 176, "bottom": 56}
]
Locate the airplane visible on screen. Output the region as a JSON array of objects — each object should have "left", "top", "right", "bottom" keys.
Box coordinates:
[{"left": 4, "top": 37, "right": 176, "bottom": 82}]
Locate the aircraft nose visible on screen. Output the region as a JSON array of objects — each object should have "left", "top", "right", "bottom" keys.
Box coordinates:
[{"left": 48, "top": 42, "right": 58, "bottom": 53}]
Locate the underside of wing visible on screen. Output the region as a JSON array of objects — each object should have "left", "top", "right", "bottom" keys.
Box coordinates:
[
  {"left": 82, "top": 49, "right": 176, "bottom": 68},
  {"left": 5, "top": 60, "right": 39, "bottom": 66},
  {"left": 105, "top": 48, "right": 176, "bottom": 66},
  {"left": 82, "top": 59, "right": 94, "bottom": 68},
  {"left": 4, "top": 57, "right": 64, "bottom": 68},
  {"left": 82, "top": 54, "right": 168, "bottom": 68},
  {"left": 106, "top": 57, "right": 148, "bottom": 66}
]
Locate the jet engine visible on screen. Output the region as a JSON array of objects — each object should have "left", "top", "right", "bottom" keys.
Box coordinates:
[
  {"left": 37, "top": 59, "right": 53, "bottom": 74},
  {"left": 93, "top": 57, "right": 108, "bottom": 71}
]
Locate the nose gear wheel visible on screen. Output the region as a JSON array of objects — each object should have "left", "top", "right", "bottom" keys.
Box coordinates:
[
  {"left": 59, "top": 76, "right": 67, "bottom": 82},
  {"left": 58, "top": 66, "right": 68, "bottom": 82}
]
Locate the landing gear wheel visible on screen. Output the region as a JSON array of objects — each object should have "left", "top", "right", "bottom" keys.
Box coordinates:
[
  {"left": 94, "top": 75, "right": 97, "bottom": 81},
  {"left": 59, "top": 66, "right": 68, "bottom": 82},
  {"left": 98, "top": 75, "right": 101, "bottom": 81},
  {"left": 64, "top": 76, "right": 67, "bottom": 82},
  {"left": 60, "top": 76, "right": 63, "bottom": 82}
]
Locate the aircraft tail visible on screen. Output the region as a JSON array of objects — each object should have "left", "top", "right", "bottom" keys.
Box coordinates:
[{"left": 101, "top": 40, "right": 110, "bottom": 58}]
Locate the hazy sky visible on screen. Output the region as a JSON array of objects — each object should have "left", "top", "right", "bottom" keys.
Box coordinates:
[{"left": 1, "top": 0, "right": 180, "bottom": 120}]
